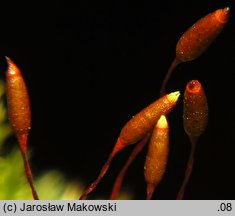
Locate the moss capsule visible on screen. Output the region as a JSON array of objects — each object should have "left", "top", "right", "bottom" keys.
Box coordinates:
[
  {"left": 120, "top": 91, "right": 180, "bottom": 145},
  {"left": 176, "top": 7, "right": 230, "bottom": 62},
  {"left": 6, "top": 57, "right": 31, "bottom": 153},
  {"left": 144, "top": 115, "right": 169, "bottom": 199},
  {"left": 80, "top": 92, "right": 180, "bottom": 200},
  {"left": 183, "top": 80, "right": 208, "bottom": 138}
]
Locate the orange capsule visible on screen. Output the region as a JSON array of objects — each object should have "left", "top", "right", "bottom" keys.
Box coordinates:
[
  {"left": 160, "top": 8, "right": 229, "bottom": 95},
  {"left": 5, "top": 57, "right": 31, "bottom": 154},
  {"left": 176, "top": 7, "right": 230, "bottom": 62},
  {"left": 120, "top": 91, "right": 180, "bottom": 145},
  {"left": 144, "top": 115, "right": 169, "bottom": 199},
  {"left": 177, "top": 80, "right": 208, "bottom": 200},
  {"left": 5, "top": 57, "right": 39, "bottom": 200},
  {"left": 80, "top": 91, "right": 180, "bottom": 200},
  {"left": 183, "top": 80, "right": 208, "bottom": 138},
  {"left": 160, "top": 7, "right": 229, "bottom": 96}
]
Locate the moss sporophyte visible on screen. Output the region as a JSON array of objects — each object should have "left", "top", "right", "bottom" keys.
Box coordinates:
[{"left": 2, "top": 7, "right": 230, "bottom": 200}]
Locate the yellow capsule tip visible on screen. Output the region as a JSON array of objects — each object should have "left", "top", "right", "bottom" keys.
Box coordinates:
[
  {"left": 156, "top": 115, "right": 168, "bottom": 129},
  {"left": 167, "top": 91, "right": 180, "bottom": 104}
]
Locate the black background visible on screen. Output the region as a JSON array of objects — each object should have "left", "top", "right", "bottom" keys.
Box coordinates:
[{"left": 0, "top": 0, "right": 234, "bottom": 199}]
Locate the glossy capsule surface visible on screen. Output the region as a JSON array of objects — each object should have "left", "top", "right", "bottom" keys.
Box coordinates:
[
  {"left": 144, "top": 115, "right": 169, "bottom": 187},
  {"left": 6, "top": 57, "right": 31, "bottom": 145},
  {"left": 183, "top": 80, "right": 208, "bottom": 137},
  {"left": 120, "top": 91, "right": 180, "bottom": 145},
  {"left": 176, "top": 7, "right": 230, "bottom": 62}
]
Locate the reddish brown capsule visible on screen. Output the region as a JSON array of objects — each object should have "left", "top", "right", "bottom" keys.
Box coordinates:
[
  {"left": 176, "top": 7, "right": 230, "bottom": 62},
  {"left": 160, "top": 7, "right": 229, "bottom": 95},
  {"left": 120, "top": 91, "right": 180, "bottom": 145},
  {"left": 80, "top": 92, "right": 180, "bottom": 200},
  {"left": 177, "top": 80, "right": 208, "bottom": 200},
  {"left": 144, "top": 115, "right": 169, "bottom": 199},
  {"left": 183, "top": 80, "right": 208, "bottom": 138},
  {"left": 6, "top": 57, "right": 31, "bottom": 153}
]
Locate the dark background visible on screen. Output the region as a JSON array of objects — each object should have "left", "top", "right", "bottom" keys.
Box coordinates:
[{"left": 0, "top": 0, "right": 234, "bottom": 199}]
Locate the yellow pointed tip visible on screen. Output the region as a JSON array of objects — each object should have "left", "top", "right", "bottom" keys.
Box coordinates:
[
  {"left": 167, "top": 91, "right": 180, "bottom": 104},
  {"left": 157, "top": 115, "right": 168, "bottom": 129}
]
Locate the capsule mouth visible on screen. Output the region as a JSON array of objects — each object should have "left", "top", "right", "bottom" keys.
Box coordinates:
[{"left": 186, "top": 80, "right": 201, "bottom": 94}]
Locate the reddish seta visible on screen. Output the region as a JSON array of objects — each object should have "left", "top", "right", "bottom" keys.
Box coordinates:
[{"left": 110, "top": 134, "right": 150, "bottom": 200}]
